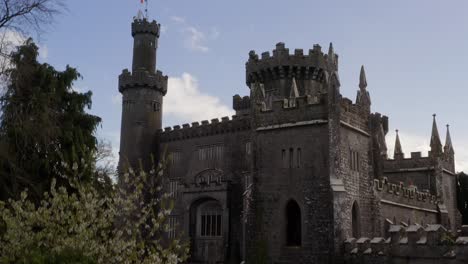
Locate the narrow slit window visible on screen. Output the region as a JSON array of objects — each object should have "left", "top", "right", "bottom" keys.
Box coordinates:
[
  {"left": 297, "top": 148, "right": 302, "bottom": 168},
  {"left": 289, "top": 148, "right": 294, "bottom": 168}
]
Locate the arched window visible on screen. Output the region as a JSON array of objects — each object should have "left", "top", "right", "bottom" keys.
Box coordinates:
[
  {"left": 286, "top": 200, "right": 301, "bottom": 246},
  {"left": 198, "top": 201, "right": 223, "bottom": 237},
  {"left": 352, "top": 201, "right": 361, "bottom": 238}
]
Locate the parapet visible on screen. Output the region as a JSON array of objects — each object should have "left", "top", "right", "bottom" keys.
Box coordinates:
[
  {"left": 374, "top": 177, "right": 439, "bottom": 205},
  {"left": 344, "top": 225, "right": 468, "bottom": 263},
  {"left": 246, "top": 42, "right": 329, "bottom": 86},
  {"left": 132, "top": 18, "right": 160, "bottom": 37},
  {"left": 159, "top": 115, "right": 251, "bottom": 142},
  {"left": 119, "top": 69, "right": 168, "bottom": 95}
]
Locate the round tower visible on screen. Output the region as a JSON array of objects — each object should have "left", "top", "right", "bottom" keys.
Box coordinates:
[
  {"left": 118, "top": 15, "right": 167, "bottom": 171},
  {"left": 245, "top": 42, "right": 336, "bottom": 100}
]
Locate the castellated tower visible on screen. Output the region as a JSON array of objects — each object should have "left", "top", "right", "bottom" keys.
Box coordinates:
[{"left": 118, "top": 15, "right": 167, "bottom": 171}]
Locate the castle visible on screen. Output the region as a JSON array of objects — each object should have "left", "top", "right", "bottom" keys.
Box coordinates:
[{"left": 117, "top": 15, "right": 466, "bottom": 264}]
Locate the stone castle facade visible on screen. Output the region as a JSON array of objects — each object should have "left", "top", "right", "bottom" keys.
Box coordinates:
[{"left": 118, "top": 16, "right": 465, "bottom": 264}]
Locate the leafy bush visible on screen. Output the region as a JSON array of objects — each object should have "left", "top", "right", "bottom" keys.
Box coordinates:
[{"left": 0, "top": 160, "right": 189, "bottom": 264}]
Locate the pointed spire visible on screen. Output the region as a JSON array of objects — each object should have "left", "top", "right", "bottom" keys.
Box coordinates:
[
  {"left": 328, "top": 42, "right": 334, "bottom": 57},
  {"left": 430, "top": 114, "right": 443, "bottom": 156},
  {"left": 444, "top": 124, "right": 454, "bottom": 155},
  {"left": 359, "top": 65, "right": 367, "bottom": 90},
  {"left": 290, "top": 77, "right": 299, "bottom": 98},
  {"left": 327, "top": 42, "right": 338, "bottom": 72},
  {"left": 394, "top": 129, "right": 403, "bottom": 158}
]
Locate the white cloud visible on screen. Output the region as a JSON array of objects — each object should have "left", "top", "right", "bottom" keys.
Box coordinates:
[
  {"left": 184, "top": 27, "right": 209, "bottom": 52},
  {"left": 386, "top": 130, "right": 468, "bottom": 172},
  {"left": 164, "top": 73, "right": 234, "bottom": 122},
  {"left": 170, "top": 16, "right": 185, "bottom": 24},
  {"left": 170, "top": 15, "right": 217, "bottom": 53}
]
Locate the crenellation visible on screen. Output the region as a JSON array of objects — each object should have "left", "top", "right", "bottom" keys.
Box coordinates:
[
  {"left": 119, "top": 69, "right": 168, "bottom": 95},
  {"left": 374, "top": 177, "right": 439, "bottom": 205},
  {"left": 131, "top": 18, "right": 160, "bottom": 37},
  {"left": 246, "top": 43, "right": 329, "bottom": 86},
  {"left": 294, "top": 48, "right": 304, "bottom": 56},
  {"left": 160, "top": 115, "right": 252, "bottom": 142}
]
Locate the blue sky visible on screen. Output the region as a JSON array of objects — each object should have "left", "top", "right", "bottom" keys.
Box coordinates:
[{"left": 34, "top": 0, "right": 468, "bottom": 171}]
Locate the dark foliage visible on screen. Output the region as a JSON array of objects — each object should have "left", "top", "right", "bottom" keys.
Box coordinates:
[{"left": 0, "top": 39, "right": 101, "bottom": 202}]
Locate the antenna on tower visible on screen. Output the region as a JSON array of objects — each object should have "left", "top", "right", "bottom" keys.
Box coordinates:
[{"left": 145, "top": 0, "right": 149, "bottom": 19}]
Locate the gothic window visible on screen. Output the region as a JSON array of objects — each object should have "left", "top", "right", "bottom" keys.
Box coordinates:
[
  {"left": 199, "top": 201, "right": 222, "bottom": 237},
  {"left": 169, "top": 180, "right": 179, "bottom": 198},
  {"left": 352, "top": 201, "right": 361, "bottom": 238},
  {"left": 282, "top": 148, "right": 302, "bottom": 168},
  {"left": 286, "top": 200, "right": 301, "bottom": 246},
  {"left": 171, "top": 152, "right": 181, "bottom": 165},
  {"left": 168, "top": 216, "right": 177, "bottom": 239},
  {"left": 245, "top": 142, "right": 252, "bottom": 155},
  {"left": 350, "top": 150, "right": 360, "bottom": 172},
  {"left": 198, "top": 145, "right": 224, "bottom": 161}
]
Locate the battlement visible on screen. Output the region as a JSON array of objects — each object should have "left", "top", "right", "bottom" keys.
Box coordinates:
[
  {"left": 340, "top": 97, "right": 370, "bottom": 132},
  {"left": 233, "top": 95, "right": 251, "bottom": 111},
  {"left": 344, "top": 225, "right": 468, "bottom": 263},
  {"left": 374, "top": 177, "right": 440, "bottom": 205},
  {"left": 119, "top": 69, "right": 168, "bottom": 95},
  {"left": 384, "top": 153, "right": 432, "bottom": 170},
  {"left": 246, "top": 42, "right": 332, "bottom": 86},
  {"left": 132, "top": 18, "right": 160, "bottom": 37},
  {"left": 159, "top": 115, "right": 251, "bottom": 142}
]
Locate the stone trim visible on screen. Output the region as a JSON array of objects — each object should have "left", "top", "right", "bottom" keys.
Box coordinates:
[
  {"left": 256, "top": 119, "right": 328, "bottom": 131},
  {"left": 340, "top": 121, "right": 370, "bottom": 137}
]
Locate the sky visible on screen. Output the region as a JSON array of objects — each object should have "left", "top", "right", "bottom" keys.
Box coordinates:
[{"left": 18, "top": 0, "right": 468, "bottom": 171}]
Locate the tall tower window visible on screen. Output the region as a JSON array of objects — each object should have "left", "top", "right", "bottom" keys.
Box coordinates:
[
  {"left": 289, "top": 148, "right": 294, "bottom": 168},
  {"left": 297, "top": 148, "right": 302, "bottom": 168},
  {"left": 286, "top": 200, "right": 301, "bottom": 246},
  {"left": 350, "top": 150, "right": 360, "bottom": 172},
  {"left": 352, "top": 201, "right": 361, "bottom": 238}
]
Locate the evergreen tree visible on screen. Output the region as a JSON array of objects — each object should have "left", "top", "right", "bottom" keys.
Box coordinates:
[{"left": 0, "top": 39, "right": 101, "bottom": 201}]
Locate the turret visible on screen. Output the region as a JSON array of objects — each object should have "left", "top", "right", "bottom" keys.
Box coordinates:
[
  {"left": 118, "top": 13, "right": 167, "bottom": 171},
  {"left": 430, "top": 114, "right": 443, "bottom": 158},
  {"left": 444, "top": 124, "right": 455, "bottom": 170},
  {"left": 394, "top": 129, "right": 404, "bottom": 159},
  {"left": 246, "top": 42, "right": 329, "bottom": 101},
  {"left": 356, "top": 65, "right": 371, "bottom": 111}
]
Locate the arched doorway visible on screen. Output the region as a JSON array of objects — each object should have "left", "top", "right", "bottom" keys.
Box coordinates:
[
  {"left": 189, "top": 199, "right": 225, "bottom": 263},
  {"left": 352, "top": 201, "right": 361, "bottom": 238},
  {"left": 286, "top": 200, "right": 301, "bottom": 246}
]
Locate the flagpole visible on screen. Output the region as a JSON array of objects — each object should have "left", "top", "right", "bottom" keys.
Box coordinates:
[{"left": 145, "top": 0, "right": 148, "bottom": 19}]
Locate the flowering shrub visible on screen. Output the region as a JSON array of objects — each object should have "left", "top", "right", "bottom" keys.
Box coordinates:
[{"left": 0, "top": 161, "right": 189, "bottom": 264}]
